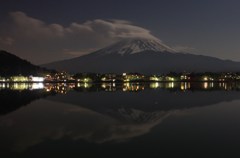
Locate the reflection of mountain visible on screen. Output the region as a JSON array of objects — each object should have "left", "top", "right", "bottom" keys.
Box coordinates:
[
  {"left": 43, "top": 89, "right": 240, "bottom": 142},
  {"left": 48, "top": 90, "right": 240, "bottom": 118},
  {"left": 0, "top": 99, "right": 178, "bottom": 152},
  {"left": 0, "top": 89, "right": 55, "bottom": 115},
  {"left": 0, "top": 88, "right": 240, "bottom": 154},
  {"left": 43, "top": 89, "right": 239, "bottom": 143}
]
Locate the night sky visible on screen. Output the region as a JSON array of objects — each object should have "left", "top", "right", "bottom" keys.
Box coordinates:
[{"left": 0, "top": 0, "right": 240, "bottom": 64}]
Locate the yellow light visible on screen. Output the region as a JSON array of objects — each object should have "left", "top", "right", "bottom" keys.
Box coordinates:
[
  {"left": 168, "top": 82, "right": 175, "bottom": 88},
  {"left": 83, "top": 78, "right": 91, "bottom": 82},
  {"left": 168, "top": 77, "right": 175, "bottom": 81},
  {"left": 180, "top": 82, "right": 188, "bottom": 90},
  {"left": 203, "top": 82, "right": 208, "bottom": 89},
  {"left": 101, "top": 83, "right": 107, "bottom": 89},
  {"left": 150, "top": 82, "right": 159, "bottom": 89},
  {"left": 188, "top": 82, "right": 191, "bottom": 89},
  {"left": 150, "top": 76, "right": 159, "bottom": 81},
  {"left": 181, "top": 82, "right": 185, "bottom": 90}
]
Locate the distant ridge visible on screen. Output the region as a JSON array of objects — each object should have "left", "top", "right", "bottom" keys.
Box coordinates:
[
  {"left": 0, "top": 50, "right": 52, "bottom": 76},
  {"left": 43, "top": 37, "right": 240, "bottom": 74}
]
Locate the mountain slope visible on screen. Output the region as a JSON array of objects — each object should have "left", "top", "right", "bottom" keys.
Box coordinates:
[
  {"left": 43, "top": 38, "right": 240, "bottom": 74},
  {"left": 0, "top": 50, "right": 52, "bottom": 76},
  {"left": 93, "top": 38, "right": 176, "bottom": 55}
]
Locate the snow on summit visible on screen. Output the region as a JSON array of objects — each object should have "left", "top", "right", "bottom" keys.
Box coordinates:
[{"left": 95, "top": 37, "right": 176, "bottom": 55}]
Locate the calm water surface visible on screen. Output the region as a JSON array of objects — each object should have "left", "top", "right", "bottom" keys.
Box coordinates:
[{"left": 1, "top": 82, "right": 240, "bottom": 157}]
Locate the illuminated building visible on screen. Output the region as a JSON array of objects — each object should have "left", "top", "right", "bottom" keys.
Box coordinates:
[
  {"left": 149, "top": 75, "right": 164, "bottom": 82},
  {"left": 180, "top": 75, "right": 191, "bottom": 81},
  {"left": 0, "top": 77, "right": 7, "bottom": 82},
  {"left": 122, "top": 73, "right": 145, "bottom": 82},
  {"left": 101, "top": 73, "right": 117, "bottom": 82},
  {"left": 202, "top": 76, "right": 214, "bottom": 81},
  {"left": 73, "top": 73, "right": 99, "bottom": 83},
  {"left": 165, "top": 76, "right": 175, "bottom": 82},
  {"left": 10, "top": 76, "right": 29, "bottom": 82},
  {"left": 76, "top": 77, "right": 92, "bottom": 83},
  {"left": 29, "top": 76, "right": 44, "bottom": 82},
  {"left": 54, "top": 72, "right": 69, "bottom": 82},
  {"left": 44, "top": 74, "right": 53, "bottom": 82}
]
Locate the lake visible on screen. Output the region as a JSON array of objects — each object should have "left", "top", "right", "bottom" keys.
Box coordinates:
[{"left": 1, "top": 82, "right": 240, "bottom": 157}]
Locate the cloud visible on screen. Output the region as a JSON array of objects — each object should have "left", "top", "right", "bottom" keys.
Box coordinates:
[{"left": 0, "top": 11, "right": 158, "bottom": 64}]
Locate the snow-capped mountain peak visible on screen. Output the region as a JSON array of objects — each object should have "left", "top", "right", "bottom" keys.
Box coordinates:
[{"left": 95, "top": 38, "right": 176, "bottom": 55}]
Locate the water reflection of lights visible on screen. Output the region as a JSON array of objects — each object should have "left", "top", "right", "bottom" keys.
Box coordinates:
[
  {"left": 13, "top": 83, "right": 28, "bottom": 90},
  {"left": 181, "top": 82, "right": 186, "bottom": 90},
  {"left": 101, "top": 83, "right": 107, "bottom": 89},
  {"left": 0, "top": 83, "right": 6, "bottom": 89},
  {"left": 55, "top": 84, "right": 68, "bottom": 94},
  {"left": 101, "top": 83, "right": 116, "bottom": 91},
  {"left": 31, "top": 83, "right": 44, "bottom": 90},
  {"left": 77, "top": 83, "right": 91, "bottom": 88},
  {"left": 150, "top": 82, "right": 160, "bottom": 89},
  {"left": 180, "top": 82, "right": 191, "bottom": 90},
  {"left": 44, "top": 84, "right": 53, "bottom": 92},
  {"left": 219, "top": 82, "right": 233, "bottom": 90},
  {"left": 187, "top": 82, "right": 191, "bottom": 90},
  {"left": 0, "top": 83, "right": 73, "bottom": 92},
  {"left": 210, "top": 82, "right": 214, "bottom": 88},
  {"left": 167, "top": 82, "right": 175, "bottom": 89},
  {"left": 122, "top": 83, "right": 144, "bottom": 92},
  {"left": 203, "top": 82, "right": 208, "bottom": 89},
  {"left": 203, "top": 82, "right": 214, "bottom": 89},
  {"left": 219, "top": 82, "right": 227, "bottom": 90},
  {"left": 0, "top": 82, "right": 239, "bottom": 92},
  {"left": 84, "top": 83, "right": 89, "bottom": 88},
  {"left": 0, "top": 83, "right": 44, "bottom": 90},
  {"left": 68, "top": 84, "right": 76, "bottom": 89}
]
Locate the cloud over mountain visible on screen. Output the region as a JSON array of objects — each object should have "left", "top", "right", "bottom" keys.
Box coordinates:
[{"left": 0, "top": 11, "right": 158, "bottom": 64}]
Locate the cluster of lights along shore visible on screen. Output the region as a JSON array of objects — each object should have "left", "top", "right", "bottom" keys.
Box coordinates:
[
  {"left": 0, "top": 72, "right": 240, "bottom": 83},
  {"left": 0, "top": 82, "right": 239, "bottom": 92}
]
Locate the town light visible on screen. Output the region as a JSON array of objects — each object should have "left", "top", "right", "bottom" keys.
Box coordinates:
[{"left": 31, "top": 77, "right": 44, "bottom": 82}]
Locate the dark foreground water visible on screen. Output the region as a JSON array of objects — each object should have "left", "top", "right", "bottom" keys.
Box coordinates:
[{"left": 1, "top": 82, "right": 240, "bottom": 157}]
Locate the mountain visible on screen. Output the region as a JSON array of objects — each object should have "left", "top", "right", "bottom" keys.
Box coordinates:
[
  {"left": 0, "top": 50, "right": 52, "bottom": 76},
  {"left": 43, "top": 38, "right": 240, "bottom": 74},
  {"left": 92, "top": 38, "right": 176, "bottom": 55}
]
